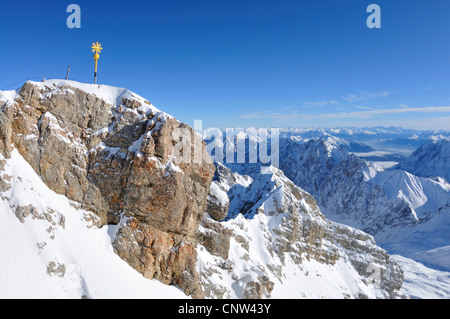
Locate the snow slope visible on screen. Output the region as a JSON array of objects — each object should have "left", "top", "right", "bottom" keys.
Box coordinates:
[
  {"left": 372, "top": 170, "right": 450, "bottom": 219},
  {"left": 0, "top": 149, "right": 188, "bottom": 299},
  {"left": 392, "top": 255, "right": 450, "bottom": 299}
]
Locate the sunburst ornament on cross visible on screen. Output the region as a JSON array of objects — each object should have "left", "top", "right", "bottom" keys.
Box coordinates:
[{"left": 91, "top": 42, "right": 103, "bottom": 84}]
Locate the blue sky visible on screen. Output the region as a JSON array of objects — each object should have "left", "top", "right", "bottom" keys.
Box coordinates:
[{"left": 1, "top": 0, "right": 449, "bottom": 130}]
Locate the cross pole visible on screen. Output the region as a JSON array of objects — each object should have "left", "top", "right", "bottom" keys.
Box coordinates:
[{"left": 91, "top": 42, "right": 103, "bottom": 84}]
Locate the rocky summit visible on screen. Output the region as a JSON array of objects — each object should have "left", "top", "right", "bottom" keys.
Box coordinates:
[
  {"left": 0, "top": 80, "right": 406, "bottom": 298},
  {"left": 0, "top": 80, "right": 215, "bottom": 298}
]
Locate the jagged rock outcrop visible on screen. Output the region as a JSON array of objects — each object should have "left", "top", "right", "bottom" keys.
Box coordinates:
[
  {"left": 205, "top": 182, "right": 229, "bottom": 221},
  {"left": 0, "top": 80, "right": 215, "bottom": 297},
  {"left": 197, "top": 217, "right": 233, "bottom": 260}
]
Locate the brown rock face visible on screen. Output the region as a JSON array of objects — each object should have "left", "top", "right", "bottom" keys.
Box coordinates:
[
  {"left": 197, "top": 217, "right": 233, "bottom": 260},
  {"left": 113, "top": 217, "right": 203, "bottom": 298},
  {"left": 0, "top": 80, "right": 215, "bottom": 297}
]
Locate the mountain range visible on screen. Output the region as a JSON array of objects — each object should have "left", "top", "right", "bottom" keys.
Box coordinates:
[{"left": 0, "top": 80, "right": 448, "bottom": 298}]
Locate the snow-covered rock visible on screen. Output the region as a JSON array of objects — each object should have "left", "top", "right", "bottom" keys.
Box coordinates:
[
  {"left": 197, "top": 163, "right": 405, "bottom": 299},
  {"left": 277, "top": 138, "right": 415, "bottom": 235},
  {"left": 274, "top": 137, "right": 450, "bottom": 266},
  {"left": 397, "top": 137, "right": 450, "bottom": 182},
  {"left": 372, "top": 170, "right": 450, "bottom": 220},
  {"left": 212, "top": 133, "right": 449, "bottom": 274}
]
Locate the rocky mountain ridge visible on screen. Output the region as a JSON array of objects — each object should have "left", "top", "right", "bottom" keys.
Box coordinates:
[
  {"left": 0, "top": 80, "right": 215, "bottom": 298},
  {"left": 0, "top": 80, "right": 406, "bottom": 298},
  {"left": 206, "top": 129, "right": 450, "bottom": 272},
  {"left": 198, "top": 163, "right": 404, "bottom": 298}
]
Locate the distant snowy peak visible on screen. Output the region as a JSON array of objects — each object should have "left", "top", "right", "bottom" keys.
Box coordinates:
[
  {"left": 279, "top": 137, "right": 379, "bottom": 189},
  {"left": 279, "top": 127, "right": 450, "bottom": 158},
  {"left": 397, "top": 138, "right": 450, "bottom": 182},
  {"left": 280, "top": 130, "right": 374, "bottom": 153},
  {"left": 275, "top": 134, "right": 450, "bottom": 270},
  {"left": 280, "top": 126, "right": 449, "bottom": 138},
  {"left": 324, "top": 135, "right": 375, "bottom": 153},
  {"left": 430, "top": 135, "right": 450, "bottom": 142},
  {"left": 372, "top": 169, "right": 450, "bottom": 219}
]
